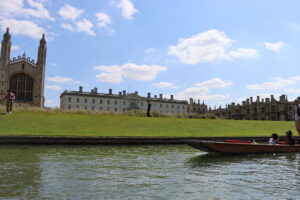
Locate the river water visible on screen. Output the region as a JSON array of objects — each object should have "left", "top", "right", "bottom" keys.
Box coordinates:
[{"left": 0, "top": 145, "right": 300, "bottom": 200}]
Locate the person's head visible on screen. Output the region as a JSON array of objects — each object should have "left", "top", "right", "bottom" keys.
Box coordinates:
[
  {"left": 271, "top": 133, "right": 278, "bottom": 140},
  {"left": 7, "top": 89, "right": 11, "bottom": 93},
  {"left": 286, "top": 130, "right": 293, "bottom": 138}
]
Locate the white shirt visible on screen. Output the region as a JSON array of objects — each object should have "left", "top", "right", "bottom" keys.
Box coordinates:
[{"left": 294, "top": 105, "right": 300, "bottom": 121}]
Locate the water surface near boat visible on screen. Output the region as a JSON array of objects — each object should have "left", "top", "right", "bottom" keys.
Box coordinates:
[{"left": 0, "top": 145, "right": 300, "bottom": 199}]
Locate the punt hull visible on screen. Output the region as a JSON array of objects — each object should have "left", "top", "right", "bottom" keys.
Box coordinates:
[{"left": 186, "top": 140, "right": 300, "bottom": 154}]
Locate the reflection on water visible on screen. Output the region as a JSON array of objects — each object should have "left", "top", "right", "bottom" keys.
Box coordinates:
[{"left": 0, "top": 145, "right": 300, "bottom": 199}]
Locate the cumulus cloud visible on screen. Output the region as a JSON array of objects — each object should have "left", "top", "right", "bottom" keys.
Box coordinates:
[
  {"left": 0, "top": 0, "right": 54, "bottom": 21},
  {"left": 58, "top": 4, "right": 83, "bottom": 21},
  {"left": 48, "top": 75, "right": 80, "bottom": 84},
  {"left": 246, "top": 76, "right": 300, "bottom": 90},
  {"left": 152, "top": 82, "right": 179, "bottom": 88},
  {"left": 176, "top": 78, "right": 233, "bottom": 100},
  {"left": 264, "top": 41, "right": 285, "bottom": 52},
  {"left": 285, "top": 88, "right": 300, "bottom": 94},
  {"left": 117, "top": 0, "right": 138, "bottom": 20},
  {"left": 95, "top": 12, "right": 111, "bottom": 27},
  {"left": 59, "top": 4, "right": 95, "bottom": 36},
  {"left": 45, "top": 85, "right": 62, "bottom": 90},
  {"left": 61, "top": 19, "right": 95, "bottom": 35},
  {"left": 145, "top": 48, "right": 155, "bottom": 53},
  {"left": 93, "top": 63, "right": 167, "bottom": 83},
  {"left": 0, "top": 19, "right": 45, "bottom": 39},
  {"left": 0, "top": 0, "right": 53, "bottom": 39},
  {"left": 168, "top": 29, "right": 258, "bottom": 64}
]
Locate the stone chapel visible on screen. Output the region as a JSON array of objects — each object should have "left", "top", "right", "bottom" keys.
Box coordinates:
[{"left": 0, "top": 28, "right": 46, "bottom": 107}]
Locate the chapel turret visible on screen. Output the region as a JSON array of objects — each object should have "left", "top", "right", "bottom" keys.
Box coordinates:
[{"left": 0, "top": 28, "right": 11, "bottom": 65}]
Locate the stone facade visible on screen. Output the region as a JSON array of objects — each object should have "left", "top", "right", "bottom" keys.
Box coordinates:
[
  {"left": 210, "top": 95, "right": 293, "bottom": 121},
  {"left": 187, "top": 98, "right": 208, "bottom": 115},
  {"left": 0, "top": 28, "right": 46, "bottom": 107},
  {"left": 60, "top": 86, "right": 188, "bottom": 115}
]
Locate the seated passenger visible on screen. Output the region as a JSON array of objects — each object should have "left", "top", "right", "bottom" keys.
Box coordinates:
[
  {"left": 285, "top": 130, "right": 295, "bottom": 145},
  {"left": 269, "top": 133, "right": 279, "bottom": 144}
]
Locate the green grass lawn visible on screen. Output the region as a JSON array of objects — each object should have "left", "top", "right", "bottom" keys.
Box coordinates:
[{"left": 0, "top": 110, "right": 296, "bottom": 137}]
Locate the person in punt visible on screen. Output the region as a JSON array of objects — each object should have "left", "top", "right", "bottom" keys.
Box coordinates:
[
  {"left": 293, "top": 97, "right": 300, "bottom": 136},
  {"left": 285, "top": 130, "right": 295, "bottom": 145},
  {"left": 268, "top": 133, "right": 279, "bottom": 144}
]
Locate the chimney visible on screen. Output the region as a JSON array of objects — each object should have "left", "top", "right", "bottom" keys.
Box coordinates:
[
  {"left": 171, "top": 95, "right": 174, "bottom": 100},
  {"left": 94, "top": 87, "right": 98, "bottom": 94},
  {"left": 109, "top": 89, "right": 112, "bottom": 95},
  {"left": 159, "top": 94, "right": 163, "bottom": 99},
  {"left": 79, "top": 86, "right": 83, "bottom": 92},
  {"left": 266, "top": 98, "right": 270, "bottom": 103},
  {"left": 190, "top": 98, "right": 193, "bottom": 104},
  {"left": 119, "top": 92, "right": 122, "bottom": 96},
  {"left": 246, "top": 98, "right": 250, "bottom": 105},
  {"left": 250, "top": 97, "right": 253, "bottom": 104},
  {"left": 91, "top": 89, "right": 94, "bottom": 93},
  {"left": 147, "top": 92, "right": 151, "bottom": 98},
  {"left": 198, "top": 99, "right": 200, "bottom": 104},
  {"left": 256, "top": 96, "right": 260, "bottom": 103},
  {"left": 154, "top": 95, "right": 157, "bottom": 99},
  {"left": 123, "top": 90, "right": 126, "bottom": 96},
  {"left": 271, "top": 95, "right": 274, "bottom": 101}
]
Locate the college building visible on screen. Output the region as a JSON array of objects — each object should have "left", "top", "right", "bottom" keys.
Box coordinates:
[
  {"left": 209, "top": 94, "right": 294, "bottom": 121},
  {"left": 60, "top": 86, "right": 188, "bottom": 115},
  {"left": 0, "top": 28, "right": 46, "bottom": 107}
]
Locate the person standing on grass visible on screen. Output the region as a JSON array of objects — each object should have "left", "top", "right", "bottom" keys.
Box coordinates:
[
  {"left": 293, "top": 97, "right": 300, "bottom": 136},
  {"left": 147, "top": 101, "right": 151, "bottom": 117},
  {"left": 4, "top": 90, "right": 15, "bottom": 114}
]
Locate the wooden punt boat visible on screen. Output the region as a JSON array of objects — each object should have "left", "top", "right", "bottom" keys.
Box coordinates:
[{"left": 185, "top": 140, "right": 300, "bottom": 154}]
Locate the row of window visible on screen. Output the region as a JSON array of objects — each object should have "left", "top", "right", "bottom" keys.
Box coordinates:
[
  {"left": 67, "top": 97, "right": 186, "bottom": 110},
  {"left": 66, "top": 105, "right": 185, "bottom": 114}
]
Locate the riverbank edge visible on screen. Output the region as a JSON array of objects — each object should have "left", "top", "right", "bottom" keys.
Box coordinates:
[{"left": 0, "top": 136, "right": 297, "bottom": 145}]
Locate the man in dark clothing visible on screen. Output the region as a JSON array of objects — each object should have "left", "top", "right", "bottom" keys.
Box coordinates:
[
  {"left": 285, "top": 130, "right": 296, "bottom": 145},
  {"left": 147, "top": 101, "right": 151, "bottom": 117}
]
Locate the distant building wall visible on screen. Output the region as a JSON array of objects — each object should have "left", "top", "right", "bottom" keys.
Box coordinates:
[
  {"left": 60, "top": 87, "right": 188, "bottom": 115},
  {"left": 209, "top": 95, "right": 293, "bottom": 121}
]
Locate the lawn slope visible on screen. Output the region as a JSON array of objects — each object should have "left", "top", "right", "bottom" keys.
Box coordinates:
[{"left": 0, "top": 111, "right": 295, "bottom": 137}]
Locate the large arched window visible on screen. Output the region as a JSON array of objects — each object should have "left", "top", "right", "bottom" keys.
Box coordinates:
[{"left": 10, "top": 73, "right": 34, "bottom": 102}]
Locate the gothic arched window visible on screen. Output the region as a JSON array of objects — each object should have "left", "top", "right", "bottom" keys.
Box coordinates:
[{"left": 10, "top": 73, "right": 34, "bottom": 102}]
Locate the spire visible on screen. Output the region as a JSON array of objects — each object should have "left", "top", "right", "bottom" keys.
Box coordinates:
[
  {"left": 37, "top": 33, "right": 47, "bottom": 65},
  {"left": 1, "top": 27, "right": 11, "bottom": 62}
]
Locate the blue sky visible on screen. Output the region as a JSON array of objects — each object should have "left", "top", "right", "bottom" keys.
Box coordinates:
[{"left": 1, "top": 0, "right": 300, "bottom": 108}]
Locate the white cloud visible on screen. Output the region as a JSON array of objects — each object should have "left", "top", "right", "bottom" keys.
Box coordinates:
[
  {"left": 11, "top": 45, "right": 20, "bottom": 51},
  {"left": 0, "top": 19, "right": 45, "bottom": 39},
  {"left": 50, "top": 63, "right": 58, "bottom": 67},
  {"left": 60, "top": 23, "right": 74, "bottom": 31},
  {"left": 46, "top": 85, "right": 62, "bottom": 90},
  {"left": 246, "top": 77, "right": 300, "bottom": 90},
  {"left": 285, "top": 88, "right": 300, "bottom": 94},
  {"left": 93, "top": 63, "right": 167, "bottom": 83},
  {"left": 168, "top": 29, "right": 258, "bottom": 64},
  {"left": 61, "top": 19, "right": 95, "bottom": 35},
  {"left": 117, "top": 0, "right": 138, "bottom": 20},
  {"left": 176, "top": 78, "right": 233, "bottom": 100},
  {"left": 152, "top": 81, "right": 179, "bottom": 88},
  {"left": 75, "top": 19, "right": 95, "bottom": 35},
  {"left": 0, "top": 0, "right": 53, "bottom": 39},
  {"left": 48, "top": 75, "right": 80, "bottom": 84},
  {"left": 95, "top": 12, "right": 111, "bottom": 27},
  {"left": 0, "top": 0, "right": 54, "bottom": 21},
  {"left": 264, "top": 41, "right": 285, "bottom": 52},
  {"left": 58, "top": 4, "right": 83, "bottom": 21},
  {"left": 145, "top": 48, "right": 155, "bottom": 53}
]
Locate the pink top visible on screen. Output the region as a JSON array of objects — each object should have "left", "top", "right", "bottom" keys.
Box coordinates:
[{"left": 4, "top": 93, "right": 16, "bottom": 100}]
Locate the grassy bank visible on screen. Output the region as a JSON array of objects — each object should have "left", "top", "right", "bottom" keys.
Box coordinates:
[{"left": 0, "top": 107, "right": 295, "bottom": 137}]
